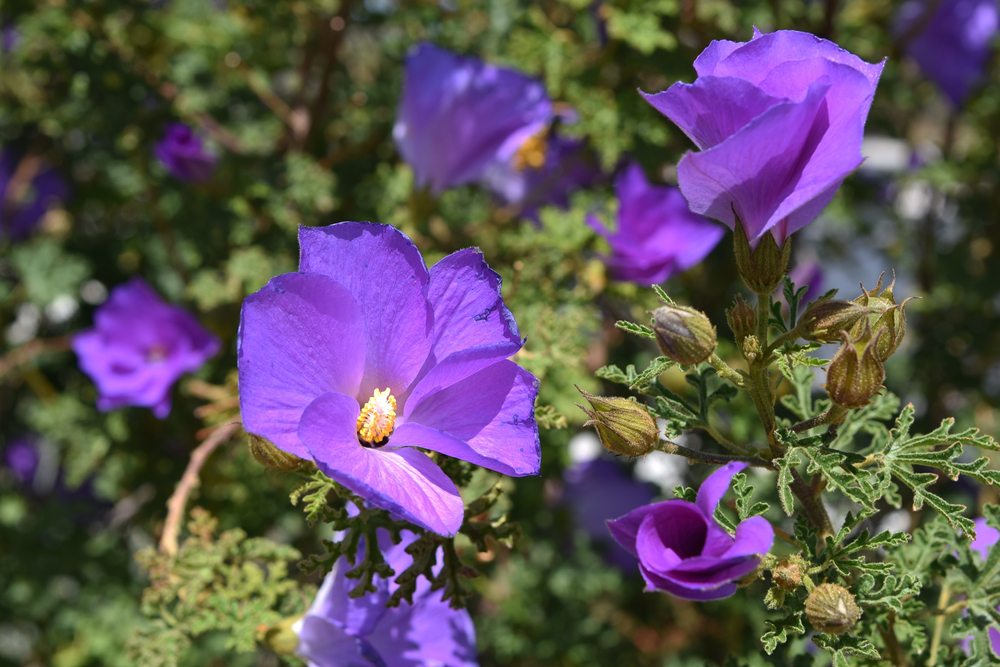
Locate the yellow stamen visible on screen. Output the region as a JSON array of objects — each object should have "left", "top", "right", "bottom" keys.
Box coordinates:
[
  {"left": 512, "top": 131, "right": 548, "bottom": 171},
  {"left": 356, "top": 388, "right": 397, "bottom": 444}
]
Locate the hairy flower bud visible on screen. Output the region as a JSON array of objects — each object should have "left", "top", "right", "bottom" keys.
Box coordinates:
[
  {"left": 772, "top": 558, "right": 805, "bottom": 590},
  {"left": 650, "top": 304, "right": 717, "bottom": 365},
  {"left": 577, "top": 388, "right": 658, "bottom": 458},
  {"left": 851, "top": 272, "right": 916, "bottom": 362},
  {"left": 825, "top": 321, "right": 886, "bottom": 409},
  {"left": 726, "top": 294, "right": 757, "bottom": 346},
  {"left": 799, "top": 299, "right": 867, "bottom": 343},
  {"left": 248, "top": 433, "right": 307, "bottom": 472},
  {"left": 805, "top": 584, "right": 861, "bottom": 635},
  {"left": 733, "top": 217, "right": 791, "bottom": 295},
  {"left": 742, "top": 335, "right": 762, "bottom": 363}
]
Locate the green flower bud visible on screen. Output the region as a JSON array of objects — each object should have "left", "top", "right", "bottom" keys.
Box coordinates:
[
  {"left": 799, "top": 299, "right": 868, "bottom": 343},
  {"left": 726, "top": 294, "right": 757, "bottom": 347},
  {"left": 742, "top": 334, "right": 762, "bottom": 363},
  {"left": 851, "top": 272, "right": 916, "bottom": 362},
  {"left": 805, "top": 584, "right": 861, "bottom": 635},
  {"left": 576, "top": 388, "right": 658, "bottom": 458},
  {"left": 733, "top": 217, "right": 791, "bottom": 295},
  {"left": 258, "top": 616, "right": 300, "bottom": 655},
  {"left": 248, "top": 433, "right": 307, "bottom": 472},
  {"left": 825, "top": 321, "right": 886, "bottom": 409},
  {"left": 650, "top": 304, "right": 717, "bottom": 365}
]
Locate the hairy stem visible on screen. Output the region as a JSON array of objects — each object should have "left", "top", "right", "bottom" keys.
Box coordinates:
[
  {"left": 707, "top": 352, "right": 747, "bottom": 388},
  {"left": 790, "top": 405, "right": 848, "bottom": 433},
  {"left": 790, "top": 468, "right": 834, "bottom": 539},
  {"left": 656, "top": 439, "right": 770, "bottom": 468}
]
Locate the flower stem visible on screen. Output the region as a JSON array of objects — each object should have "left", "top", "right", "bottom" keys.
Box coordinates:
[
  {"left": 655, "top": 439, "right": 771, "bottom": 468},
  {"left": 789, "top": 468, "right": 834, "bottom": 539},
  {"left": 927, "top": 582, "right": 951, "bottom": 666},
  {"left": 707, "top": 352, "right": 747, "bottom": 388},
  {"left": 790, "top": 405, "right": 848, "bottom": 433}
]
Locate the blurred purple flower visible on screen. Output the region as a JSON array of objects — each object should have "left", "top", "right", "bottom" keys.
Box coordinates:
[
  {"left": 0, "top": 151, "right": 69, "bottom": 241},
  {"left": 587, "top": 162, "right": 724, "bottom": 285},
  {"left": 563, "top": 457, "right": 657, "bottom": 570},
  {"left": 896, "top": 0, "right": 999, "bottom": 107},
  {"left": 295, "top": 529, "right": 478, "bottom": 667},
  {"left": 238, "top": 222, "right": 540, "bottom": 536},
  {"left": 608, "top": 462, "right": 773, "bottom": 600},
  {"left": 4, "top": 436, "right": 40, "bottom": 485},
  {"left": 787, "top": 262, "right": 824, "bottom": 303},
  {"left": 642, "top": 29, "right": 883, "bottom": 247},
  {"left": 73, "top": 277, "right": 220, "bottom": 418},
  {"left": 2, "top": 26, "right": 19, "bottom": 52},
  {"left": 960, "top": 517, "right": 1000, "bottom": 656},
  {"left": 154, "top": 123, "right": 217, "bottom": 182},
  {"left": 394, "top": 42, "right": 553, "bottom": 194}
]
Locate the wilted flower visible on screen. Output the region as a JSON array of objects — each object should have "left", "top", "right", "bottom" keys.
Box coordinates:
[
  {"left": 577, "top": 389, "right": 659, "bottom": 458},
  {"left": 896, "top": 0, "right": 999, "bottom": 106},
  {"left": 0, "top": 150, "right": 69, "bottom": 240},
  {"left": 642, "top": 29, "right": 883, "bottom": 248},
  {"left": 608, "top": 462, "right": 774, "bottom": 600},
  {"left": 394, "top": 42, "right": 553, "bottom": 194},
  {"left": 294, "top": 529, "right": 479, "bottom": 667},
  {"left": 799, "top": 299, "right": 867, "bottom": 343},
  {"left": 805, "top": 583, "right": 862, "bottom": 635},
  {"left": 851, "top": 272, "right": 913, "bottom": 362},
  {"left": 238, "top": 222, "right": 540, "bottom": 536},
  {"left": 825, "top": 320, "right": 885, "bottom": 409},
  {"left": 587, "top": 163, "right": 724, "bottom": 285},
  {"left": 73, "top": 277, "right": 220, "bottom": 418},
  {"left": 155, "top": 123, "right": 217, "bottom": 182},
  {"left": 650, "top": 304, "right": 717, "bottom": 365}
]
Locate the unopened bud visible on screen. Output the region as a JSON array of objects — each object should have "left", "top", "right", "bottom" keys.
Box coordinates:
[
  {"left": 851, "top": 272, "right": 916, "bottom": 362},
  {"left": 258, "top": 616, "right": 300, "bottom": 655},
  {"left": 650, "top": 305, "right": 717, "bottom": 365},
  {"left": 742, "top": 335, "right": 762, "bottom": 363},
  {"left": 805, "top": 584, "right": 861, "bottom": 635},
  {"left": 772, "top": 558, "right": 804, "bottom": 590},
  {"left": 248, "top": 433, "right": 307, "bottom": 472},
  {"left": 733, "top": 217, "right": 791, "bottom": 295},
  {"left": 825, "top": 321, "right": 886, "bottom": 409},
  {"left": 726, "top": 294, "right": 757, "bottom": 346},
  {"left": 799, "top": 299, "right": 867, "bottom": 343},
  {"left": 576, "top": 388, "right": 658, "bottom": 458}
]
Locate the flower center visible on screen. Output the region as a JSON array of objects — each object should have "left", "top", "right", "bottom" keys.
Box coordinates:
[
  {"left": 356, "top": 388, "right": 396, "bottom": 446},
  {"left": 512, "top": 131, "right": 548, "bottom": 171},
  {"left": 147, "top": 344, "right": 168, "bottom": 363}
]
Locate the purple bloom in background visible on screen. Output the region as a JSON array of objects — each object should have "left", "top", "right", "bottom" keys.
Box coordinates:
[
  {"left": 563, "top": 457, "right": 657, "bottom": 571},
  {"left": 295, "top": 529, "right": 478, "bottom": 667},
  {"left": 4, "top": 437, "right": 40, "bottom": 485},
  {"left": 961, "top": 517, "right": 1000, "bottom": 656},
  {"left": 608, "top": 462, "right": 773, "bottom": 600},
  {"left": 0, "top": 151, "right": 69, "bottom": 241},
  {"left": 155, "top": 123, "right": 217, "bottom": 182},
  {"left": 642, "top": 29, "right": 883, "bottom": 247},
  {"left": 394, "top": 42, "right": 553, "bottom": 194},
  {"left": 587, "top": 162, "right": 724, "bottom": 285},
  {"left": 896, "top": 0, "right": 999, "bottom": 106},
  {"left": 787, "top": 262, "right": 824, "bottom": 303},
  {"left": 73, "top": 277, "right": 220, "bottom": 418},
  {"left": 238, "top": 222, "right": 540, "bottom": 536}
]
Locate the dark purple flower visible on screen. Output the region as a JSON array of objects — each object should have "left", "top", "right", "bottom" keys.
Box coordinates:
[
  {"left": 295, "top": 529, "right": 478, "bottom": 667},
  {"left": 72, "top": 277, "right": 220, "bottom": 418},
  {"left": 4, "top": 436, "right": 40, "bottom": 485},
  {"left": 393, "top": 42, "right": 553, "bottom": 194},
  {"left": 896, "top": 0, "right": 999, "bottom": 106},
  {"left": 587, "top": 162, "right": 724, "bottom": 285},
  {"left": 563, "top": 457, "right": 657, "bottom": 570},
  {"left": 608, "top": 462, "right": 773, "bottom": 600},
  {"left": 238, "top": 222, "right": 540, "bottom": 536},
  {"left": 642, "top": 29, "right": 883, "bottom": 247},
  {"left": 154, "top": 123, "right": 217, "bottom": 182},
  {"left": 0, "top": 151, "right": 69, "bottom": 240}
]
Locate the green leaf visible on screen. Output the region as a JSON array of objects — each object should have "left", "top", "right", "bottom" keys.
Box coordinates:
[
  {"left": 652, "top": 284, "right": 674, "bottom": 305},
  {"left": 762, "top": 613, "right": 805, "bottom": 654},
  {"left": 672, "top": 486, "right": 697, "bottom": 503},
  {"left": 628, "top": 356, "right": 676, "bottom": 391},
  {"left": 615, "top": 320, "right": 655, "bottom": 339},
  {"left": 731, "top": 472, "right": 769, "bottom": 522},
  {"left": 811, "top": 633, "right": 881, "bottom": 666}
]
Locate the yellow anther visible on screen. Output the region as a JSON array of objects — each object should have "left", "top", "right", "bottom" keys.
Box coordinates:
[
  {"left": 512, "top": 131, "right": 548, "bottom": 171},
  {"left": 356, "top": 388, "right": 397, "bottom": 444}
]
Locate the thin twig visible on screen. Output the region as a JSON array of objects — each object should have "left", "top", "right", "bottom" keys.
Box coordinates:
[
  {"left": 656, "top": 439, "right": 772, "bottom": 469},
  {"left": 928, "top": 581, "right": 951, "bottom": 666}
]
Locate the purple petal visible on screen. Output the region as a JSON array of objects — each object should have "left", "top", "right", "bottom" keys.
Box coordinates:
[
  {"left": 301, "top": 558, "right": 389, "bottom": 640},
  {"left": 298, "top": 222, "right": 434, "bottom": 400},
  {"left": 238, "top": 272, "right": 366, "bottom": 458},
  {"left": 660, "top": 554, "right": 761, "bottom": 587},
  {"left": 639, "top": 564, "right": 739, "bottom": 600},
  {"left": 294, "top": 615, "right": 373, "bottom": 667},
  {"left": 692, "top": 39, "right": 745, "bottom": 77},
  {"left": 695, "top": 461, "right": 748, "bottom": 518},
  {"left": 971, "top": 517, "right": 1000, "bottom": 560},
  {"left": 991, "top": 626, "right": 1000, "bottom": 658},
  {"left": 298, "top": 392, "right": 465, "bottom": 536},
  {"left": 700, "top": 523, "right": 738, "bottom": 558},
  {"left": 723, "top": 515, "right": 775, "bottom": 559},
  {"left": 635, "top": 505, "right": 710, "bottom": 573},
  {"left": 608, "top": 500, "right": 695, "bottom": 558}
]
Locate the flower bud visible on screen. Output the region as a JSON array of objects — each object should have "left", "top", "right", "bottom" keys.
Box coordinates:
[
  {"left": 799, "top": 299, "right": 867, "bottom": 343},
  {"left": 576, "top": 388, "right": 658, "bottom": 458},
  {"left": 825, "top": 321, "right": 886, "bottom": 409},
  {"left": 248, "top": 433, "right": 307, "bottom": 472},
  {"left": 258, "top": 616, "right": 300, "bottom": 655},
  {"left": 851, "top": 272, "right": 916, "bottom": 362},
  {"left": 742, "top": 335, "right": 762, "bottom": 363},
  {"left": 772, "top": 558, "right": 804, "bottom": 590},
  {"left": 726, "top": 294, "right": 757, "bottom": 346},
  {"left": 650, "top": 305, "right": 717, "bottom": 365},
  {"left": 805, "top": 584, "right": 861, "bottom": 635},
  {"left": 733, "top": 218, "right": 791, "bottom": 295}
]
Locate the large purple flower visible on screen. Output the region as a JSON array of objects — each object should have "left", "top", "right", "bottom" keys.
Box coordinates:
[
  {"left": 608, "top": 462, "right": 773, "bottom": 600},
  {"left": 897, "top": 0, "right": 999, "bottom": 107},
  {"left": 587, "top": 162, "right": 724, "bottom": 285},
  {"left": 154, "top": 123, "right": 217, "bottom": 182},
  {"left": 295, "top": 529, "right": 478, "bottom": 667},
  {"left": 642, "top": 29, "right": 883, "bottom": 247},
  {"left": 73, "top": 277, "right": 220, "bottom": 418},
  {"left": 393, "top": 42, "right": 553, "bottom": 194},
  {"left": 0, "top": 151, "right": 69, "bottom": 241},
  {"left": 238, "top": 222, "right": 540, "bottom": 536}
]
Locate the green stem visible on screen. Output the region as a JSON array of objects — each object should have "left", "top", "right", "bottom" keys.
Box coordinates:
[
  {"left": 707, "top": 352, "right": 747, "bottom": 388},
  {"left": 927, "top": 581, "right": 950, "bottom": 667},
  {"left": 790, "top": 405, "right": 848, "bottom": 433},
  {"left": 656, "top": 439, "right": 771, "bottom": 468},
  {"left": 696, "top": 421, "right": 754, "bottom": 457}
]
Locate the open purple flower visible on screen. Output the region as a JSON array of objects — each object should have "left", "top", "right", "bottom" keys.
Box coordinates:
[
  {"left": 295, "top": 528, "right": 478, "bottom": 667},
  {"left": 155, "top": 123, "right": 217, "bottom": 182},
  {"left": 393, "top": 42, "right": 553, "bottom": 194},
  {"left": 0, "top": 150, "right": 69, "bottom": 241},
  {"left": 608, "top": 462, "right": 773, "bottom": 600},
  {"left": 238, "top": 222, "right": 540, "bottom": 536},
  {"left": 73, "top": 277, "right": 220, "bottom": 418},
  {"left": 587, "top": 162, "right": 724, "bottom": 285},
  {"left": 896, "top": 0, "right": 999, "bottom": 107},
  {"left": 642, "top": 29, "right": 883, "bottom": 247}
]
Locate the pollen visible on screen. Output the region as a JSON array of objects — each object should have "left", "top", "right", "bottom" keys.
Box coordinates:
[
  {"left": 356, "top": 387, "right": 397, "bottom": 445},
  {"left": 512, "top": 130, "right": 548, "bottom": 171}
]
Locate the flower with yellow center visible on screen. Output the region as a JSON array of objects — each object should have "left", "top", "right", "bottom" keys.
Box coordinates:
[{"left": 356, "top": 388, "right": 397, "bottom": 445}]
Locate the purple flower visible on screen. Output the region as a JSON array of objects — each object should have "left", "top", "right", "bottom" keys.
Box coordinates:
[
  {"left": 393, "top": 42, "right": 553, "bottom": 194},
  {"left": 587, "top": 162, "right": 724, "bottom": 285},
  {"left": 787, "top": 262, "right": 824, "bottom": 303},
  {"left": 962, "top": 517, "right": 1000, "bottom": 656},
  {"left": 0, "top": 151, "right": 69, "bottom": 241},
  {"left": 154, "top": 123, "right": 217, "bottom": 182},
  {"left": 608, "top": 462, "right": 773, "bottom": 600},
  {"left": 238, "top": 222, "right": 541, "bottom": 536},
  {"left": 897, "top": 0, "right": 999, "bottom": 107},
  {"left": 72, "top": 277, "right": 220, "bottom": 418},
  {"left": 562, "top": 457, "right": 657, "bottom": 570},
  {"left": 295, "top": 529, "right": 478, "bottom": 667},
  {"left": 642, "top": 29, "right": 883, "bottom": 247},
  {"left": 4, "top": 436, "right": 40, "bottom": 485}
]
